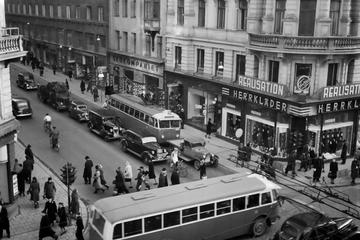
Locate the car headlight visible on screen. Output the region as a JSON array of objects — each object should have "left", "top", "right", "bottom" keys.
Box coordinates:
[
  {"left": 161, "top": 135, "right": 164, "bottom": 139},
  {"left": 151, "top": 151, "right": 155, "bottom": 155},
  {"left": 202, "top": 154, "right": 206, "bottom": 159},
  {"left": 110, "top": 129, "right": 113, "bottom": 132},
  {"left": 59, "top": 102, "right": 63, "bottom": 105},
  {"left": 176, "top": 134, "right": 179, "bottom": 138}
]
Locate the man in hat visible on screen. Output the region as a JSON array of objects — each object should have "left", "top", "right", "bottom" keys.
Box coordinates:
[
  {"left": 43, "top": 177, "right": 56, "bottom": 200},
  {"left": 135, "top": 166, "right": 150, "bottom": 191},
  {"left": 158, "top": 168, "right": 169, "bottom": 188},
  {"left": 83, "top": 156, "right": 93, "bottom": 184}
]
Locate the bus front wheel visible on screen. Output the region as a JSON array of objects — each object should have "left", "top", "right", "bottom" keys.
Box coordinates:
[{"left": 252, "top": 217, "right": 267, "bottom": 237}]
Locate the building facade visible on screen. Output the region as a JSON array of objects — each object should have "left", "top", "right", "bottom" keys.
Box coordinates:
[
  {"left": 165, "top": 0, "right": 360, "bottom": 159},
  {"left": 108, "top": 0, "right": 166, "bottom": 107},
  {"left": 5, "top": 0, "right": 108, "bottom": 78},
  {"left": 0, "top": 2, "right": 26, "bottom": 203}
]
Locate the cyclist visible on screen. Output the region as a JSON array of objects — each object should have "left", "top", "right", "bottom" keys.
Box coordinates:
[
  {"left": 43, "top": 113, "right": 52, "bottom": 132},
  {"left": 49, "top": 126, "right": 60, "bottom": 149}
]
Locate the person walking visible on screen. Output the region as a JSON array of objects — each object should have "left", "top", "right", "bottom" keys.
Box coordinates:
[
  {"left": 328, "top": 159, "right": 338, "bottom": 184},
  {"left": 93, "top": 166, "right": 106, "bottom": 193},
  {"left": 17, "top": 168, "right": 26, "bottom": 197},
  {"left": 313, "top": 155, "right": 323, "bottom": 184},
  {"left": 43, "top": 177, "right": 56, "bottom": 200},
  {"left": 124, "top": 161, "right": 133, "bottom": 188},
  {"left": 70, "top": 189, "right": 80, "bottom": 217},
  {"left": 0, "top": 202, "right": 10, "bottom": 239},
  {"left": 350, "top": 158, "right": 359, "bottom": 185},
  {"left": 23, "top": 157, "right": 34, "bottom": 184},
  {"left": 205, "top": 118, "right": 213, "bottom": 138},
  {"left": 27, "top": 177, "right": 40, "bottom": 208},
  {"left": 135, "top": 166, "right": 146, "bottom": 191},
  {"left": 80, "top": 79, "right": 86, "bottom": 94},
  {"left": 199, "top": 160, "right": 207, "bottom": 179},
  {"left": 25, "top": 144, "right": 34, "bottom": 161},
  {"left": 52, "top": 64, "right": 57, "bottom": 75},
  {"left": 83, "top": 156, "right": 93, "bottom": 184},
  {"left": 68, "top": 70, "right": 73, "bottom": 81},
  {"left": 158, "top": 168, "right": 168, "bottom": 188},
  {"left": 244, "top": 142, "right": 252, "bottom": 167},
  {"left": 98, "top": 164, "right": 109, "bottom": 189},
  {"left": 341, "top": 141, "right": 347, "bottom": 164},
  {"left": 42, "top": 198, "right": 57, "bottom": 226},
  {"left": 113, "top": 167, "right": 129, "bottom": 195},
  {"left": 171, "top": 168, "right": 180, "bottom": 185},
  {"left": 57, "top": 202, "right": 68, "bottom": 234},
  {"left": 39, "top": 212, "right": 58, "bottom": 240},
  {"left": 93, "top": 86, "right": 99, "bottom": 102},
  {"left": 75, "top": 214, "right": 85, "bottom": 240},
  {"left": 65, "top": 79, "right": 69, "bottom": 91},
  {"left": 285, "top": 150, "right": 296, "bottom": 178},
  {"left": 86, "top": 80, "right": 93, "bottom": 93},
  {"left": 148, "top": 157, "right": 157, "bottom": 185},
  {"left": 39, "top": 62, "right": 44, "bottom": 76}
]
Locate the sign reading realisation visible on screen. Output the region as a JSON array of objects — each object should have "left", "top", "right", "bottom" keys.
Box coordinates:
[
  {"left": 112, "top": 54, "right": 163, "bottom": 75},
  {"left": 222, "top": 87, "right": 288, "bottom": 112},
  {"left": 318, "top": 98, "right": 360, "bottom": 113},
  {"left": 237, "top": 75, "right": 286, "bottom": 97},
  {"left": 322, "top": 84, "right": 360, "bottom": 99}
]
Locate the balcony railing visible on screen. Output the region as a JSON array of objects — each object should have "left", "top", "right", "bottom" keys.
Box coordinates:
[
  {"left": 0, "top": 27, "right": 25, "bottom": 59},
  {"left": 248, "top": 33, "right": 360, "bottom": 53},
  {"left": 144, "top": 19, "right": 160, "bottom": 31}
]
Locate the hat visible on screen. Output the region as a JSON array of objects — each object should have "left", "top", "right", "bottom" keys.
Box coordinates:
[
  {"left": 48, "top": 177, "right": 52, "bottom": 181},
  {"left": 138, "top": 166, "right": 144, "bottom": 170},
  {"left": 27, "top": 144, "right": 31, "bottom": 148},
  {"left": 85, "top": 156, "right": 90, "bottom": 160},
  {"left": 162, "top": 168, "right": 167, "bottom": 172}
]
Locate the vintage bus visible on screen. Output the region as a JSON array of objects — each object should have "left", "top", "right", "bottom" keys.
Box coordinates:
[
  {"left": 88, "top": 173, "right": 281, "bottom": 240},
  {"left": 107, "top": 94, "right": 181, "bottom": 143}
]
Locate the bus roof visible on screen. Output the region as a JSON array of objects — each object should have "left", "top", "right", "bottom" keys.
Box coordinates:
[{"left": 93, "top": 173, "right": 280, "bottom": 224}]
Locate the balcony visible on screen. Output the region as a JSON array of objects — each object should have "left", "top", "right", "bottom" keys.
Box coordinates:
[
  {"left": 0, "top": 27, "right": 26, "bottom": 61},
  {"left": 144, "top": 19, "right": 160, "bottom": 32},
  {"left": 248, "top": 33, "right": 360, "bottom": 55}
]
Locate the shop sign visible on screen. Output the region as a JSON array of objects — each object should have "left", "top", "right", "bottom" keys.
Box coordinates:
[
  {"left": 222, "top": 87, "right": 288, "bottom": 112},
  {"left": 294, "top": 75, "right": 311, "bottom": 95},
  {"left": 318, "top": 98, "right": 360, "bottom": 113},
  {"left": 112, "top": 54, "right": 163, "bottom": 75},
  {"left": 322, "top": 84, "right": 360, "bottom": 99},
  {"left": 237, "top": 75, "right": 286, "bottom": 97}
]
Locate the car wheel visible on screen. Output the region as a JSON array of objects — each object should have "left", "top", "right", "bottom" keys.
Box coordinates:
[
  {"left": 212, "top": 157, "right": 219, "bottom": 167},
  {"left": 120, "top": 141, "right": 128, "bottom": 152},
  {"left": 194, "top": 160, "right": 201, "bottom": 170},
  {"left": 252, "top": 217, "right": 267, "bottom": 237}
]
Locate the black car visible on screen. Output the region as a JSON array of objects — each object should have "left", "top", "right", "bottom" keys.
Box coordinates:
[
  {"left": 12, "top": 97, "right": 32, "bottom": 118},
  {"left": 120, "top": 130, "right": 169, "bottom": 164},
  {"left": 16, "top": 72, "right": 38, "bottom": 90},
  {"left": 68, "top": 101, "right": 88, "bottom": 122},
  {"left": 88, "top": 110, "right": 123, "bottom": 141}
]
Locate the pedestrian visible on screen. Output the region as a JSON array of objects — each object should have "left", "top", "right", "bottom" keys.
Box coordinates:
[
  {"left": 170, "top": 147, "right": 179, "bottom": 167},
  {"left": 199, "top": 160, "right": 207, "bottom": 179},
  {"left": 179, "top": 108, "right": 185, "bottom": 129},
  {"left": 298, "top": 152, "right": 310, "bottom": 172},
  {"left": 75, "top": 214, "right": 84, "bottom": 240},
  {"left": 70, "top": 189, "right": 80, "bottom": 217},
  {"left": 43, "top": 177, "right": 56, "bottom": 200},
  {"left": 42, "top": 198, "right": 57, "bottom": 226},
  {"left": 80, "top": 79, "right": 86, "bottom": 94},
  {"left": 0, "top": 202, "right": 10, "bottom": 239},
  {"left": 171, "top": 168, "right": 180, "bottom": 185},
  {"left": 205, "top": 118, "right": 213, "bottom": 138},
  {"left": 83, "top": 156, "right": 93, "bottom": 184},
  {"left": 148, "top": 157, "right": 157, "bottom": 185},
  {"left": 285, "top": 150, "right": 296, "bottom": 178},
  {"left": 31, "top": 61, "right": 36, "bottom": 72},
  {"left": 25, "top": 144, "right": 34, "bottom": 161},
  {"left": 93, "top": 165, "right": 106, "bottom": 193},
  {"left": 113, "top": 167, "right": 129, "bottom": 195},
  {"left": 135, "top": 166, "right": 145, "bottom": 191},
  {"left": 68, "top": 70, "right": 73, "bottom": 81},
  {"left": 313, "top": 155, "right": 323, "bottom": 184},
  {"left": 93, "top": 86, "right": 99, "bottom": 102},
  {"left": 350, "top": 158, "right": 359, "bottom": 185},
  {"left": 23, "top": 157, "right": 33, "bottom": 184},
  {"left": 65, "top": 79, "right": 69, "bottom": 91},
  {"left": 124, "top": 161, "right": 133, "bottom": 188},
  {"left": 39, "top": 212, "right": 58, "bottom": 240},
  {"left": 17, "top": 168, "right": 26, "bottom": 197},
  {"left": 57, "top": 202, "right": 68, "bottom": 234},
  {"left": 86, "top": 80, "right": 93, "bottom": 93},
  {"left": 52, "top": 64, "right": 57, "bottom": 75},
  {"left": 245, "top": 142, "right": 252, "bottom": 167},
  {"left": 98, "top": 164, "right": 109, "bottom": 189},
  {"left": 158, "top": 168, "right": 168, "bottom": 188},
  {"left": 27, "top": 177, "right": 40, "bottom": 208},
  {"left": 39, "top": 62, "right": 44, "bottom": 76},
  {"left": 341, "top": 141, "right": 347, "bottom": 164},
  {"left": 12, "top": 158, "right": 22, "bottom": 175},
  {"left": 328, "top": 159, "right": 338, "bottom": 184}
]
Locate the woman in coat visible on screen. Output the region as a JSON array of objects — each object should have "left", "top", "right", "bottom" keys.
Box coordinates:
[
  {"left": 39, "top": 213, "right": 57, "bottom": 240},
  {"left": 75, "top": 214, "right": 84, "bottom": 240},
  {"left": 328, "top": 159, "right": 338, "bottom": 184},
  {"left": 27, "top": 177, "right": 40, "bottom": 208},
  {"left": 124, "top": 161, "right": 133, "bottom": 188},
  {"left": 57, "top": 202, "right": 67, "bottom": 234},
  {"left": 199, "top": 160, "right": 207, "bottom": 179},
  {"left": 113, "top": 167, "right": 129, "bottom": 195},
  {"left": 171, "top": 168, "right": 180, "bottom": 185},
  {"left": 351, "top": 158, "right": 359, "bottom": 185},
  {"left": 70, "top": 189, "right": 80, "bottom": 216},
  {"left": 158, "top": 168, "right": 168, "bottom": 188},
  {"left": 42, "top": 199, "right": 57, "bottom": 225},
  {"left": 148, "top": 157, "right": 157, "bottom": 185},
  {"left": 93, "top": 166, "right": 105, "bottom": 193},
  {"left": 80, "top": 80, "right": 86, "bottom": 94}
]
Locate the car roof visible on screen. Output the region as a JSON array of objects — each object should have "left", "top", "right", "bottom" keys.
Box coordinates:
[
  {"left": 184, "top": 137, "right": 205, "bottom": 144},
  {"left": 71, "top": 100, "right": 87, "bottom": 106},
  {"left": 12, "top": 97, "right": 30, "bottom": 103},
  {"left": 124, "top": 129, "right": 141, "bottom": 137},
  {"left": 89, "top": 109, "right": 113, "bottom": 117},
  {"left": 285, "top": 212, "right": 329, "bottom": 228}
]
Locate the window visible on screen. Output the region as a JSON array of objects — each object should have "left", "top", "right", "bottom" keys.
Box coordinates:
[
  {"left": 23, "top": 4, "right": 26, "bottom": 15},
  {"left": 347, "top": 59, "right": 355, "bottom": 84},
  {"left": 124, "top": 219, "right": 142, "bottom": 237},
  {"left": 122, "top": 0, "right": 128, "bottom": 17},
  {"left": 235, "top": 55, "right": 246, "bottom": 77},
  {"left": 237, "top": 0, "right": 247, "bottom": 30},
  {"left": 274, "top": 0, "right": 286, "bottom": 34},
  {"left": 294, "top": 63, "right": 312, "bottom": 93},
  {"left": 131, "top": 0, "right": 136, "bottom": 17},
  {"left": 145, "top": 0, "right": 160, "bottom": 19},
  {"left": 139, "top": 112, "right": 145, "bottom": 121},
  {"left": 132, "top": 33, "right": 137, "bottom": 53},
  {"left": 160, "top": 120, "right": 170, "bottom": 128},
  {"left": 86, "top": 6, "right": 92, "bottom": 20},
  {"left": 98, "top": 7, "right": 104, "bottom": 21},
  {"left": 123, "top": 32, "right": 128, "bottom": 51},
  {"left": 298, "top": 0, "right": 316, "bottom": 36},
  {"left": 145, "top": 34, "right": 151, "bottom": 56},
  {"left": 116, "top": 30, "right": 121, "bottom": 50},
  {"left": 17, "top": 4, "right": 21, "bottom": 14},
  {"left": 178, "top": 0, "right": 184, "bottom": 25},
  {"left": 200, "top": 203, "right": 215, "bottom": 219},
  {"left": 35, "top": 4, "right": 39, "bottom": 16},
  {"left": 29, "top": 4, "right": 32, "bottom": 15},
  {"left": 197, "top": 49, "right": 205, "bottom": 72},
  {"left": 164, "top": 211, "right": 180, "bottom": 228},
  {"left": 198, "top": 0, "right": 206, "bottom": 27},
  {"left": 57, "top": 5, "right": 61, "bottom": 18},
  {"left": 129, "top": 107, "right": 134, "bottom": 116},
  {"left": 215, "top": 51, "right": 224, "bottom": 76},
  {"left": 233, "top": 196, "right": 245, "bottom": 211},
  {"left": 330, "top": 0, "right": 340, "bottom": 36},
  {"left": 268, "top": 60, "right": 279, "bottom": 83},
  {"left": 182, "top": 207, "right": 198, "bottom": 223},
  {"left": 175, "top": 46, "right": 182, "bottom": 69},
  {"left": 49, "top": 5, "right": 53, "bottom": 17},
  {"left": 217, "top": 0, "right": 226, "bottom": 29},
  {"left": 247, "top": 194, "right": 260, "bottom": 208},
  {"left": 327, "top": 63, "right": 338, "bottom": 86},
  {"left": 261, "top": 192, "right": 272, "bottom": 205},
  {"left": 134, "top": 110, "right": 140, "bottom": 119},
  {"left": 42, "top": 5, "right": 46, "bottom": 16},
  {"left": 217, "top": 200, "right": 231, "bottom": 215},
  {"left": 113, "top": 223, "right": 122, "bottom": 239},
  {"left": 145, "top": 215, "right": 161, "bottom": 232},
  {"left": 66, "top": 6, "right": 71, "bottom": 19},
  {"left": 157, "top": 36, "right": 162, "bottom": 58},
  {"left": 92, "top": 210, "right": 106, "bottom": 234},
  {"left": 114, "top": 0, "right": 120, "bottom": 17}
]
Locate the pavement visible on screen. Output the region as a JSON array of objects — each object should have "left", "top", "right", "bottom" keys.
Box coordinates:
[{"left": 6, "top": 62, "right": 359, "bottom": 239}]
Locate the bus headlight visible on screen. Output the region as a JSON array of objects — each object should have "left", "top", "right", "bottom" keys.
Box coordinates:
[
  {"left": 202, "top": 154, "right": 206, "bottom": 159},
  {"left": 176, "top": 134, "right": 179, "bottom": 138},
  {"left": 161, "top": 135, "right": 164, "bottom": 139},
  {"left": 151, "top": 151, "right": 155, "bottom": 155}
]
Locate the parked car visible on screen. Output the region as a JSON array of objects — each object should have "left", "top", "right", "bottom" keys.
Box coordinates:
[
  {"left": 68, "top": 101, "right": 88, "bottom": 122},
  {"left": 16, "top": 72, "right": 38, "bottom": 90},
  {"left": 37, "top": 82, "right": 70, "bottom": 111},
  {"left": 12, "top": 97, "right": 32, "bottom": 118},
  {"left": 87, "top": 110, "right": 123, "bottom": 141},
  {"left": 168, "top": 137, "right": 219, "bottom": 170},
  {"left": 120, "top": 130, "right": 169, "bottom": 164}
]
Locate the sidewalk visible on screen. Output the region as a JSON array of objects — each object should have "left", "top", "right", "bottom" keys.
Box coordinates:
[{"left": 8, "top": 140, "right": 88, "bottom": 240}]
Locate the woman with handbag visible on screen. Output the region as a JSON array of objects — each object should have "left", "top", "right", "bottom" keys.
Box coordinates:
[
  {"left": 27, "top": 177, "right": 40, "bottom": 208},
  {"left": 328, "top": 159, "right": 338, "bottom": 184}
]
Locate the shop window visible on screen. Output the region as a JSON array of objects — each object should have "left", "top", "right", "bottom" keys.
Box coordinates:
[
  {"left": 215, "top": 51, "right": 224, "bottom": 76},
  {"left": 298, "top": 0, "right": 316, "bottom": 36},
  {"left": 327, "top": 63, "right": 338, "bottom": 86},
  {"left": 246, "top": 116, "right": 275, "bottom": 153},
  {"left": 197, "top": 49, "right": 205, "bottom": 73},
  {"left": 247, "top": 194, "right": 260, "bottom": 208},
  {"left": 225, "top": 112, "right": 241, "bottom": 140},
  {"left": 233, "top": 196, "right": 245, "bottom": 211},
  {"left": 124, "top": 219, "right": 142, "bottom": 237},
  {"left": 268, "top": 60, "right": 279, "bottom": 83},
  {"left": 274, "top": 0, "right": 286, "bottom": 34},
  {"left": 164, "top": 211, "right": 180, "bottom": 228},
  {"left": 237, "top": 0, "right": 247, "bottom": 30}
]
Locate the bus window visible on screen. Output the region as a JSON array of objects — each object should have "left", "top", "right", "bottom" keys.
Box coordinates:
[
  {"left": 124, "top": 219, "right": 142, "bottom": 237},
  {"left": 115, "top": 100, "right": 120, "bottom": 109},
  {"left": 200, "top": 203, "right": 215, "bottom": 219},
  {"left": 182, "top": 207, "right": 198, "bottom": 223},
  {"left": 148, "top": 117, "right": 155, "bottom": 127},
  {"left": 124, "top": 105, "right": 129, "bottom": 114},
  {"left": 152, "top": 118, "right": 158, "bottom": 128},
  {"left": 171, "top": 120, "right": 180, "bottom": 128},
  {"left": 164, "top": 211, "right": 180, "bottom": 228},
  {"left": 139, "top": 112, "right": 145, "bottom": 121},
  {"left": 217, "top": 200, "right": 231, "bottom": 215},
  {"left": 247, "top": 194, "right": 260, "bottom": 208},
  {"left": 129, "top": 108, "right": 135, "bottom": 116},
  {"left": 134, "top": 110, "right": 140, "bottom": 119},
  {"left": 92, "top": 210, "right": 106, "bottom": 235},
  {"left": 261, "top": 192, "right": 272, "bottom": 205},
  {"left": 113, "top": 223, "right": 122, "bottom": 239},
  {"left": 145, "top": 215, "right": 162, "bottom": 232},
  {"left": 159, "top": 120, "right": 170, "bottom": 128},
  {"left": 145, "top": 115, "right": 150, "bottom": 124},
  {"left": 233, "top": 196, "right": 245, "bottom": 211},
  {"left": 120, "top": 104, "right": 125, "bottom": 112}
]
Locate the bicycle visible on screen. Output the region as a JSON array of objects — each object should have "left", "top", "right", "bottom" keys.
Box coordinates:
[
  {"left": 50, "top": 137, "right": 60, "bottom": 152},
  {"left": 170, "top": 160, "right": 188, "bottom": 178},
  {"left": 43, "top": 121, "right": 51, "bottom": 133}
]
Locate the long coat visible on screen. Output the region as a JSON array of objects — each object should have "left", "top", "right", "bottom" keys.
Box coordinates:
[
  {"left": 58, "top": 206, "right": 68, "bottom": 228},
  {"left": 70, "top": 191, "right": 80, "bottom": 215},
  {"left": 25, "top": 146, "right": 34, "bottom": 160},
  {"left": 43, "top": 201, "right": 57, "bottom": 223},
  {"left": 148, "top": 160, "right": 156, "bottom": 179},
  {"left": 124, "top": 162, "right": 133, "bottom": 180},
  {"left": 329, "top": 161, "right": 338, "bottom": 180},
  {"left": 80, "top": 80, "right": 86, "bottom": 92},
  {"left": 39, "top": 214, "right": 56, "bottom": 239},
  {"left": 0, "top": 206, "right": 9, "bottom": 230},
  {"left": 341, "top": 143, "right": 347, "bottom": 160},
  {"left": 75, "top": 216, "right": 85, "bottom": 240},
  {"left": 158, "top": 172, "right": 168, "bottom": 188},
  {"left": 351, "top": 159, "right": 359, "bottom": 179},
  {"left": 28, "top": 181, "right": 40, "bottom": 202},
  {"left": 43, "top": 181, "right": 56, "bottom": 199},
  {"left": 93, "top": 170, "right": 105, "bottom": 190},
  {"left": 83, "top": 159, "right": 93, "bottom": 179},
  {"left": 171, "top": 171, "right": 180, "bottom": 185},
  {"left": 114, "top": 171, "right": 128, "bottom": 194}
]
